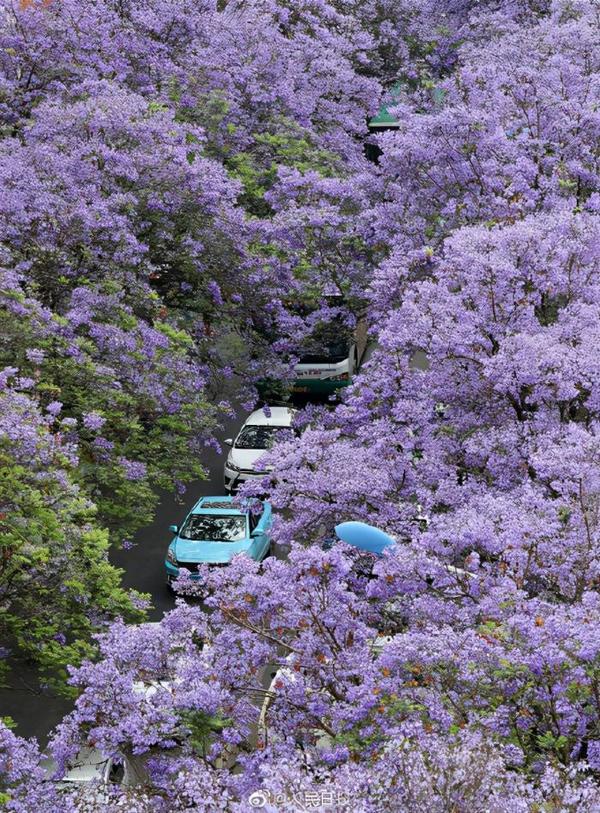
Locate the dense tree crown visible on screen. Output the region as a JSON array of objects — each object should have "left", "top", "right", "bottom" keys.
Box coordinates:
[{"left": 1, "top": 0, "right": 600, "bottom": 810}]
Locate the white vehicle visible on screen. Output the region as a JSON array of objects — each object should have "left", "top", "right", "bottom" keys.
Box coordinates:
[
  {"left": 43, "top": 624, "right": 239, "bottom": 799},
  {"left": 291, "top": 315, "right": 368, "bottom": 395},
  {"left": 223, "top": 406, "right": 297, "bottom": 493},
  {"left": 41, "top": 745, "right": 144, "bottom": 806}
]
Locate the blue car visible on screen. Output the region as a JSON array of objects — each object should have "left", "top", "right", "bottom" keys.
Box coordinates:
[{"left": 165, "top": 496, "right": 272, "bottom": 586}]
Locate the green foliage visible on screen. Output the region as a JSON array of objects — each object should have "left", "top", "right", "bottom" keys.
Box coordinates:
[
  {"left": 178, "top": 709, "right": 233, "bottom": 757},
  {"left": 225, "top": 120, "right": 340, "bottom": 216},
  {"left": 536, "top": 732, "right": 570, "bottom": 755},
  {"left": 0, "top": 306, "right": 215, "bottom": 543},
  {"left": 0, "top": 444, "right": 146, "bottom": 694}
]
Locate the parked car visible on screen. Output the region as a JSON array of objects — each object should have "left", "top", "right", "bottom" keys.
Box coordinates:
[
  {"left": 165, "top": 496, "right": 272, "bottom": 586},
  {"left": 42, "top": 625, "right": 164, "bottom": 799},
  {"left": 44, "top": 675, "right": 239, "bottom": 799},
  {"left": 223, "top": 406, "right": 296, "bottom": 493},
  {"left": 42, "top": 746, "right": 132, "bottom": 795}
]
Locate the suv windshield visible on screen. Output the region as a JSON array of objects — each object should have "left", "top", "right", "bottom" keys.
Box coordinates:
[
  {"left": 235, "top": 425, "right": 290, "bottom": 450},
  {"left": 179, "top": 514, "right": 247, "bottom": 542}
]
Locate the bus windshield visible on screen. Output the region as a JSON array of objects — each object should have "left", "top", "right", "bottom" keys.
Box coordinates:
[{"left": 297, "top": 320, "right": 351, "bottom": 364}]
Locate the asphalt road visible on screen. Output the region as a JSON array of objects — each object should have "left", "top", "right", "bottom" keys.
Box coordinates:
[
  {"left": 111, "top": 408, "right": 245, "bottom": 619},
  {"left": 0, "top": 663, "right": 74, "bottom": 747}
]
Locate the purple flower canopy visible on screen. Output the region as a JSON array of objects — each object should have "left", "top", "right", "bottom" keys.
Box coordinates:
[{"left": 1, "top": 0, "right": 600, "bottom": 810}]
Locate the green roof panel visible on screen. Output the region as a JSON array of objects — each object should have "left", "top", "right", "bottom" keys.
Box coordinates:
[{"left": 368, "top": 82, "right": 403, "bottom": 129}]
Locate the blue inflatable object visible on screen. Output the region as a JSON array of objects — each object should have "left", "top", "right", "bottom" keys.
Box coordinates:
[{"left": 334, "top": 521, "right": 395, "bottom": 556}]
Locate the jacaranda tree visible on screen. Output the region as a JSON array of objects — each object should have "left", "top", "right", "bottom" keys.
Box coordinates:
[{"left": 2, "top": 0, "right": 600, "bottom": 810}]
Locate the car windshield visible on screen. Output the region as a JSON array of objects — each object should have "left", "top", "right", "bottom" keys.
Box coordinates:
[
  {"left": 235, "top": 425, "right": 290, "bottom": 450},
  {"left": 179, "top": 514, "right": 247, "bottom": 542}
]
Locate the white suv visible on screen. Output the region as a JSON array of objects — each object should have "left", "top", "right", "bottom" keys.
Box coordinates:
[{"left": 223, "top": 406, "right": 297, "bottom": 493}]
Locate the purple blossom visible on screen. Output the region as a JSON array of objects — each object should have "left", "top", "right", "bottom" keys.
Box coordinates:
[
  {"left": 25, "top": 348, "right": 45, "bottom": 364},
  {"left": 0, "top": 367, "right": 18, "bottom": 389},
  {"left": 207, "top": 280, "right": 224, "bottom": 305},
  {"left": 82, "top": 411, "right": 106, "bottom": 431},
  {"left": 93, "top": 436, "right": 114, "bottom": 452},
  {"left": 92, "top": 436, "right": 115, "bottom": 462},
  {"left": 45, "top": 401, "right": 63, "bottom": 416},
  {"left": 118, "top": 457, "right": 147, "bottom": 481},
  {"left": 2, "top": 0, "right": 600, "bottom": 808},
  {"left": 588, "top": 742, "right": 600, "bottom": 771}
]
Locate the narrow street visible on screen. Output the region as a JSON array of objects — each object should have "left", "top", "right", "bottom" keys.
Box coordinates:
[
  {"left": 111, "top": 408, "right": 244, "bottom": 620},
  {"left": 0, "top": 391, "right": 316, "bottom": 742}
]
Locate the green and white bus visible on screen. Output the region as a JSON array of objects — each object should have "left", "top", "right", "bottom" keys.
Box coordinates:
[{"left": 291, "top": 313, "right": 368, "bottom": 395}]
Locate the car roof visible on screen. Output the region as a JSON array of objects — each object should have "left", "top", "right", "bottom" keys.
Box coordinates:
[
  {"left": 243, "top": 406, "right": 297, "bottom": 427},
  {"left": 42, "top": 747, "right": 108, "bottom": 783}
]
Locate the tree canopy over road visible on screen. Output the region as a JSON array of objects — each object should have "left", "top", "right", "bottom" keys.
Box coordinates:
[{"left": 1, "top": 0, "right": 600, "bottom": 810}]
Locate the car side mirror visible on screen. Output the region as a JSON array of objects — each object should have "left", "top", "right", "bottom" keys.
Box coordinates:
[
  {"left": 224, "top": 438, "right": 233, "bottom": 446},
  {"left": 169, "top": 524, "right": 178, "bottom": 534},
  {"left": 251, "top": 529, "right": 261, "bottom": 538}
]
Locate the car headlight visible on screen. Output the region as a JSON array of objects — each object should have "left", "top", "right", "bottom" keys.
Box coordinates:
[
  {"left": 166, "top": 547, "right": 177, "bottom": 565},
  {"left": 227, "top": 459, "right": 241, "bottom": 472}
]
